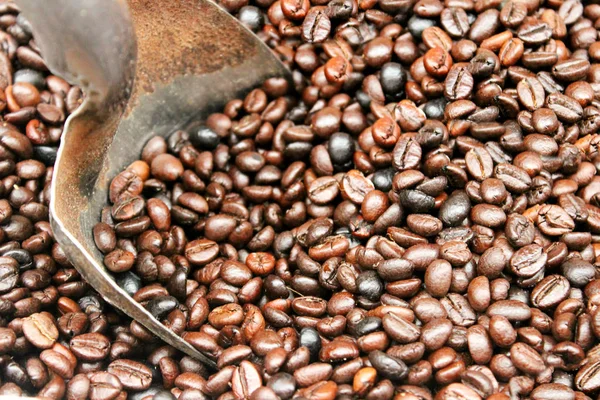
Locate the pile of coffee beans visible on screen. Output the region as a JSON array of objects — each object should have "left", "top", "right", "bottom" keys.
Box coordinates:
[
  {"left": 4, "top": 0, "right": 600, "bottom": 399},
  {"left": 88, "top": 0, "right": 600, "bottom": 398}
]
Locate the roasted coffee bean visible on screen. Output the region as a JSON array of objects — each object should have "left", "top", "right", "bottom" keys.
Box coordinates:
[
  {"left": 107, "top": 359, "right": 152, "bottom": 391},
  {"left": 425, "top": 260, "right": 452, "bottom": 297},
  {"left": 399, "top": 190, "right": 435, "bottom": 213},
  {"left": 382, "top": 312, "right": 420, "bottom": 343},
  {"left": 440, "top": 8, "right": 470, "bottom": 39},
  {"left": 439, "top": 190, "right": 470, "bottom": 227},
  {"left": 441, "top": 294, "right": 476, "bottom": 327},
  {"left": 531, "top": 275, "right": 569, "bottom": 309},
  {"left": 22, "top": 312, "right": 58, "bottom": 349},
  {"left": 465, "top": 148, "right": 493, "bottom": 182},
  {"left": 445, "top": 65, "right": 474, "bottom": 101},
  {"left": 504, "top": 213, "right": 534, "bottom": 248},
  {"left": 308, "top": 176, "right": 339, "bottom": 205},
  {"left": 561, "top": 258, "right": 595, "bottom": 288},
  {"left": 494, "top": 163, "right": 531, "bottom": 193},
  {"left": 392, "top": 136, "right": 421, "bottom": 171},
  {"left": 510, "top": 342, "right": 545, "bottom": 375},
  {"left": 547, "top": 92, "right": 583, "bottom": 123},
  {"left": 146, "top": 296, "right": 178, "bottom": 320},
  {"left": 302, "top": 7, "right": 331, "bottom": 43},
  {"left": 0, "top": 256, "right": 18, "bottom": 293},
  {"left": 510, "top": 244, "right": 546, "bottom": 278},
  {"left": 553, "top": 59, "right": 590, "bottom": 82},
  {"left": 531, "top": 383, "right": 575, "bottom": 400},
  {"left": 487, "top": 300, "right": 531, "bottom": 322},
  {"left": 70, "top": 333, "right": 111, "bottom": 361},
  {"left": 517, "top": 77, "right": 545, "bottom": 111},
  {"left": 89, "top": 372, "right": 122, "bottom": 400},
  {"left": 185, "top": 239, "right": 219, "bottom": 266},
  {"left": 537, "top": 205, "right": 574, "bottom": 236}
]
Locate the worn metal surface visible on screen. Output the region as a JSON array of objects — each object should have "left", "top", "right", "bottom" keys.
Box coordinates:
[{"left": 16, "top": 0, "right": 290, "bottom": 367}]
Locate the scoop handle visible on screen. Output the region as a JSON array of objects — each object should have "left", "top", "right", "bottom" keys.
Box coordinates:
[{"left": 16, "top": 0, "right": 136, "bottom": 113}]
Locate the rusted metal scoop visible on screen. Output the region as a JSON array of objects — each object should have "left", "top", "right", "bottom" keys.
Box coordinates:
[{"left": 16, "top": 0, "right": 290, "bottom": 367}]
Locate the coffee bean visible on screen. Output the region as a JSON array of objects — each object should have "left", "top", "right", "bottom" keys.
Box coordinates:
[
  {"left": 320, "top": 339, "right": 359, "bottom": 362},
  {"left": 441, "top": 294, "right": 476, "bottom": 327},
  {"left": 70, "top": 333, "right": 111, "bottom": 361},
  {"left": 22, "top": 312, "right": 58, "bottom": 349},
  {"left": 107, "top": 359, "right": 152, "bottom": 391},
  {"left": 445, "top": 65, "right": 474, "bottom": 100},
  {"left": 57, "top": 312, "right": 89, "bottom": 337},
  {"left": 494, "top": 163, "right": 531, "bottom": 193},
  {"left": 377, "top": 258, "right": 413, "bottom": 281},
  {"left": 146, "top": 296, "right": 178, "bottom": 320},
  {"left": 510, "top": 244, "right": 546, "bottom": 278},
  {"left": 93, "top": 223, "right": 117, "bottom": 254},
  {"left": 382, "top": 312, "right": 420, "bottom": 343},
  {"left": 531, "top": 383, "right": 575, "bottom": 400},
  {"left": 531, "top": 275, "right": 569, "bottom": 309},
  {"left": 399, "top": 190, "right": 435, "bottom": 213},
  {"left": 302, "top": 7, "right": 330, "bottom": 43},
  {"left": 440, "top": 8, "right": 469, "bottom": 38},
  {"left": 392, "top": 136, "right": 421, "bottom": 171},
  {"left": 436, "top": 383, "right": 481, "bottom": 400},
  {"left": 338, "top": 170, "right": 374, "bottom": 204},
  {"left": 536, "top": 205, "right": 575, "bottom": 236},
  {"left": 517, "top": 77, "right": 545, "bottom": 111},
  {"left": 40, "top": 349, "right": 74, "bottom": 379},
  {"left": 547, "top": 92, "right": 583, "bottom": 123},
  {"left": 510, "top": 342, "right": 546, "bottom": 375},
  {"left": 369, "top": 350, "right": 407, "bottom": 381},
  {"left": 488, "top": 315, "right": 516, "bottom": 348},
  {"left": 504, "top": 213, "right": 534, "bottom": 248},
  {"left": 185, "top": 239, "right": 219, "bottom": 266},
  {"left": 465, "top": 147, "right": 493, "bottom": 182},
  {"left": 308, "top": 176, "right": 339, "bottom": 205},
  {"left": 231, "top": 360, "right": 263, "bottom": 398},
  {"left": 294, "top": 363, "right": 332, "bottom": 387},
  {"left": 0, "top": 256, "right": 18, "bottom": 293},
  {"left": 66, "top": 374, "right": 91, "bottom": 400},
  {"left": 487, "top": 300, "right": 531, "bottom": 322},
  {"left": 553, "top": 58, "right": 590, "bottom": 82},
  {"left": 425, "top": 260, "right": 452, "bottom": 297},
  {"left": 518, "top": 20, "right": 552, "bottom": 45},
  {"left": 471, "top": 204, "right": 506, "bottom": 229},
  {"left": 379, "top": 63, "right": 407, "bottom": 98},
  {"left": 89, "top": 372, "right": 122, "bottom": 400}
]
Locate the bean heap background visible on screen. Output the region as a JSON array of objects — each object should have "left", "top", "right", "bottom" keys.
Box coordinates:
[{"left": 2, "top": 0, "right": 600, "bottom": 399}]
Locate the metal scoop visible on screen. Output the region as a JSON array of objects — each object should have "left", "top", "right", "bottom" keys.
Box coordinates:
[{"left": 16, "top": 0, "right": 290, "bottom": 368}]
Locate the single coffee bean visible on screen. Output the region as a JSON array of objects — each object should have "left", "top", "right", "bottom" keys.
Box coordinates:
[
  {"left": 368, "top": 350, "right": 408, "bottom": 381},
  {"left": 107, "top": 359, "right": 152, "bottom": 391},
  {"left": 531, "top": 275, "right": 569, "bottom": 309},
  {"left": 89, "top": 372, "right": 122, "bottom": 400},
  {"left": 70, "top": 333, "right": 111, "bottom": 361},
  {"left": 552, "top": 58, "right": 590, "bottom": 82},
  {"left": 22, "top": 312, "right": 58, "bottom": 349}
]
